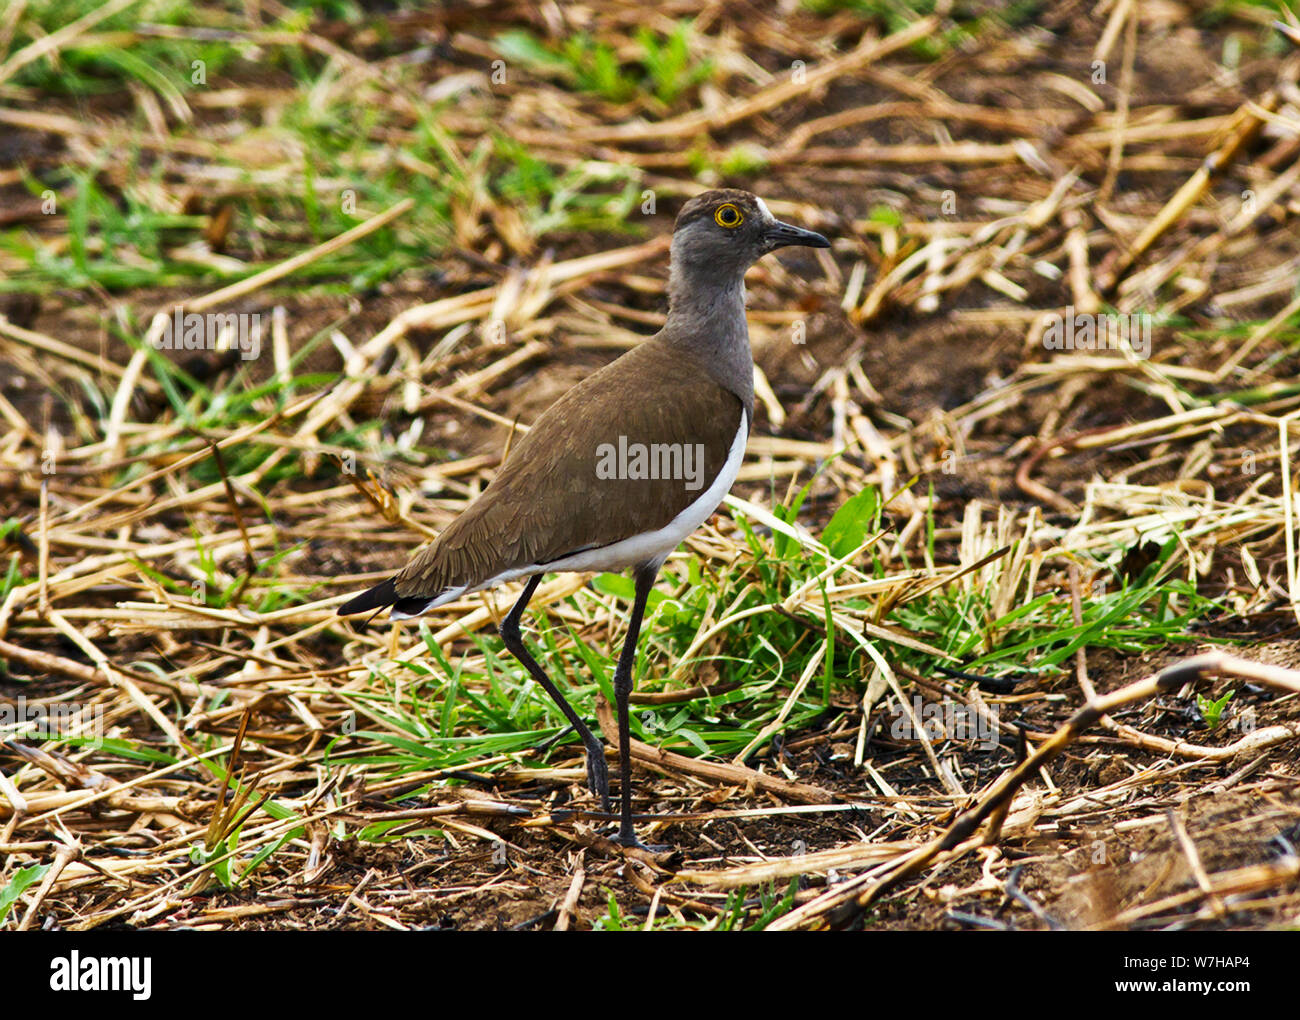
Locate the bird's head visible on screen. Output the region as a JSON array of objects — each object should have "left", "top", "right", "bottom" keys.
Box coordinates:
[{"left": 669, "top": 189, "right": 829, "bottom": 280}]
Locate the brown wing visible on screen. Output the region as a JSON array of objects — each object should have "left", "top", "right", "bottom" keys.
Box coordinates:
[{"left": 394, "top": 339, "right": 744, "bottom": 599}]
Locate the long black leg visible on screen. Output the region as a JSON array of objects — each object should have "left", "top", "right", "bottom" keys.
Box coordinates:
[
  {"left": 613, "top": 563, "right": 658, "bottom": 846},
  {"left": 499, "top": 575, "right": 609, "bottom": 811}
]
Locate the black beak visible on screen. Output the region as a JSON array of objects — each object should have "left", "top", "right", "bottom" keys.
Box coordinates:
[{"left": 763, "top": 219, "right": 830, "bottom": 253}]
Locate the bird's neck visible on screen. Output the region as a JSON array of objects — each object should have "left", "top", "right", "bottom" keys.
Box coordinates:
[{"left": 663, "top": 267, "right": 754, "bottom": 415}]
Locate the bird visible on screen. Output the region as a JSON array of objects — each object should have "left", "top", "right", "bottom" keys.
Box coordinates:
[{"left": 338, "top": 189, "right": 830, "bottom": 847}]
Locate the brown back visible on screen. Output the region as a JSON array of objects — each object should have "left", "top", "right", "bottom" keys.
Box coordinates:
[{"left": 393, "top": 338, "right": 744, "bottom": 599}]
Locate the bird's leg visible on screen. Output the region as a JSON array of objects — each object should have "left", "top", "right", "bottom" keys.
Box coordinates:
[
  {"left": 613, "top": 563, "right": 659, "bottom": 848},
  {"left": 500, "top": 575, "right": 609, "bottom": 811}
]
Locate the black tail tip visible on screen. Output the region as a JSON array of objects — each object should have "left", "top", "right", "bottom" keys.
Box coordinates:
[{"left": 337, "top": 576, "right": 399, "bottom": 616}]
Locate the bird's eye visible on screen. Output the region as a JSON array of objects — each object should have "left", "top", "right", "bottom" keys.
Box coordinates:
[{"left": 714, "top": 203, "right": 743, "bottom": 228}]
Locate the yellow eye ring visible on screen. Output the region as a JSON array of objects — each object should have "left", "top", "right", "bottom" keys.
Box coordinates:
[{"left": 714, "top": 203, "right": 743, "bottom": 228}]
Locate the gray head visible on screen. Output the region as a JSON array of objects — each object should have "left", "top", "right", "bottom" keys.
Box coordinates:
[
  {"left": 662, "top": 190, "right": 829, "bottom": 414},
  {"left": 668, "top": 189, "right": 829, "bottom": 297}
]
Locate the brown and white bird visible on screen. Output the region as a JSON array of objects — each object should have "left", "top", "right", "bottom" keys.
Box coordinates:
[{"left": 339, "top": 190, "right": 829, "bottom": 847}]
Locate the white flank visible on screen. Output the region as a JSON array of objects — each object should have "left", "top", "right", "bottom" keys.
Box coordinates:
[{"left": 391, "top": 416, "right": 749, "bottom": 618}]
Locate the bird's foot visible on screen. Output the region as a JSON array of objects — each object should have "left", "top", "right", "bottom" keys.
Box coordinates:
[{"left": 615, "top": 829, "right": 671, "bottom": 854}]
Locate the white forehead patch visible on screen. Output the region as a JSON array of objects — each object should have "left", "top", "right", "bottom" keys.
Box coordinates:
[{"left": 755, "top": 196, "right": 774, "bottom": 222}]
